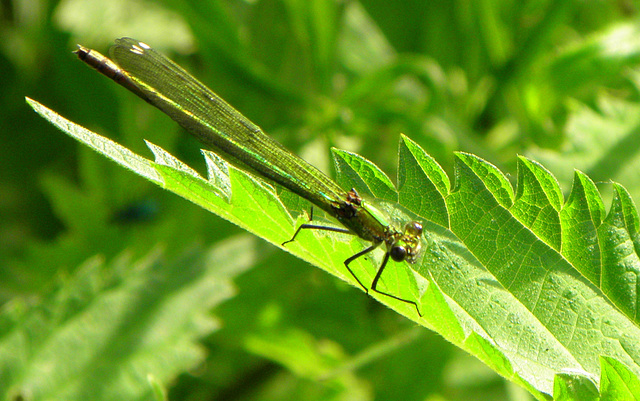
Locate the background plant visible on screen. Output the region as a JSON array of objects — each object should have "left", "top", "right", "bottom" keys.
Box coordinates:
[{"left": 3, "top": 0, "right": 640, "bottom": 400}]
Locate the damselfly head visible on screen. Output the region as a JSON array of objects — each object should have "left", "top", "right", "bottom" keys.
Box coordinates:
[{"left": 388, "top": 221, "right": 423, "bottom": 263}]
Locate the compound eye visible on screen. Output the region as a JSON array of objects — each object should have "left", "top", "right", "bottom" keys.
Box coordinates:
[
  {"left": 390, "top": 245, "right": 407, "bottom": 262},
  {"left": 406, "top": 221, "right": 423, "bottom": 236}
]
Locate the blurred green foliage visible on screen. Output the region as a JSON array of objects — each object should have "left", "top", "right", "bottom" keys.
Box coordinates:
[{"left": 3, "top": 0, "right": 640, "bottom": 400}]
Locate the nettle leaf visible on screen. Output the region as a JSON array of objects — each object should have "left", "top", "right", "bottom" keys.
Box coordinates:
[
  {"left": 0, "top": 234, "right": 256, "bottom": 401},
  {"left": 28, "top": 98, "right": 640, "bottom": 399},
  {"left": 332, "top": 148, "right": 398, "bottom": 202}
]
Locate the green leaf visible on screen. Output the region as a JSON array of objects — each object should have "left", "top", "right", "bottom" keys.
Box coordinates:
[
  {"left": 560, "top": 170, "right": 606, "bottom": 284},
  {"left": 28, "top": 97, "right": 640, "bottom": 399},
  {"left": 553, "top": 373, "right": 599, "bottom": 401},
  {"left": 512, "top": 157, "right": 563, "bottom": 250},
  {"left": 332, "top": 148, "right": 398, "bottom": 202},
  {"left": 527, "top": 94, "right": 640, "bottom": 203},
  {"left": 397, "top": 135, "right": 450, "bottom": 227},
  {"left": 0, "top": 234, "right": 257, "bottom": 400},
  {"left": 245, "top": 326, "right": 370, "bottom": 398},
  {"left": 600, "top": 184, "right": 640, "bottom": 319},
  {"left": 544, "top": 22, "right": 640, "bottom": 99},
  {"left": 601, "top": 356, "right": 640, "bottom": 400}
]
